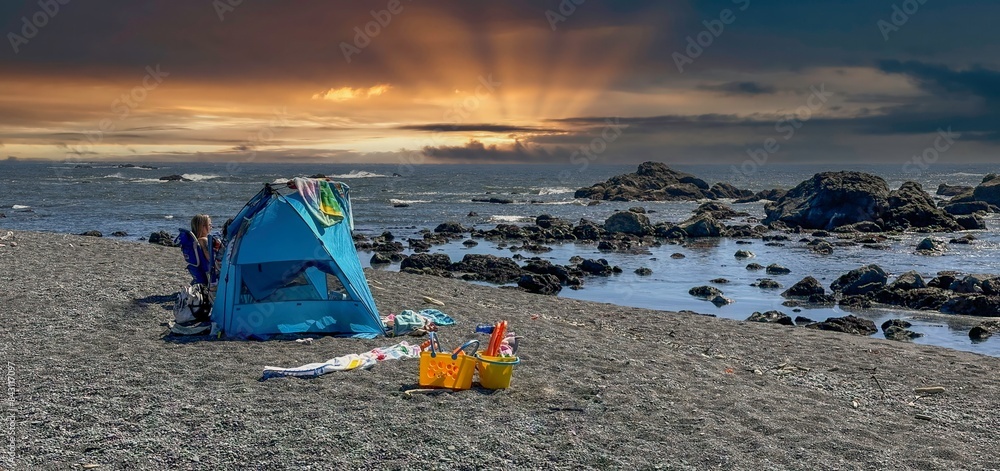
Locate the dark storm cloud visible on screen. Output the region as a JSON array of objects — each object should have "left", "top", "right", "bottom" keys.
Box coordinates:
[
  {"left": 396, "top": 123, "right": 559, "bottom": 133},
  {"left": 698, "top": 81, "right": 776, "bottom": 95},
  {"left": 879, "top": 60, "right": 1000, "bottom": 102},
  {"left": 421, "top": 139, "right": 570, "bottom": 163}
]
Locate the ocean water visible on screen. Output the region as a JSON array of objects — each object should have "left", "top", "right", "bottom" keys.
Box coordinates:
[{"left": 2, "top": 160, "right": 999, "bottom": 356}]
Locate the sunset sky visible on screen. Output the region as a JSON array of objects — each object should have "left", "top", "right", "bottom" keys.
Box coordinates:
[{"left": 2, "top": 0, "right": 999, "bottom": 165}]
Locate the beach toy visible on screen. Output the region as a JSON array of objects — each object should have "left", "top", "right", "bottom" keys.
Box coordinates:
[
  {"left": 419, "top": 338, "right": 479, "bottom": 390},
  {"left": 475, "top": 353, "right": 520, "bottom": 389},
  {"left": 475, "top": 323, "right": 494, "bottom": 334},
  {"left": 486, "top": 321, "right": 508, "bottom": 356}
]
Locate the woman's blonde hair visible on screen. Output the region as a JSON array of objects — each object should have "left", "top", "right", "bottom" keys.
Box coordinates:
[{"left": 191, "top": 214, "right": 211, "bottom": 234}]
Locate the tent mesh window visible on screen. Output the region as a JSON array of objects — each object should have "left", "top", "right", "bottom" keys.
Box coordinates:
[
  {"left": 326, "top": 273, "right": 349, "bottom": 300},
  {"left": 236, "top": 260, "right": 353, "bottom": 303}
]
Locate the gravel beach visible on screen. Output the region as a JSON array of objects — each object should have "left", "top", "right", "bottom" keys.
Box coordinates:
[{"left": 2, "top": 230, "right": 999, "bottom": 470}]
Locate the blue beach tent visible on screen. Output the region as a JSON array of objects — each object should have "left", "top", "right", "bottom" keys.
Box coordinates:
[{"left": 211, "top": 181, "right": 384, "bottom": 338}]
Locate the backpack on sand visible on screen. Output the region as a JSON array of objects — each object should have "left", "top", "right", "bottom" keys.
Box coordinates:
[{"left": 174, "top": 284, "right": 212, "bottom": 324}]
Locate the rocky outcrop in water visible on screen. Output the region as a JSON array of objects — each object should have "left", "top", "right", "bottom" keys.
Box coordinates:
[
  {"left": 747, "top": 311, "right": 794, "bottom": 326},
  {"left": 574, "top": 162, "right": 748, "bottom": 201},
  {"left": 763, "top": 172, "right": 962, "bottom": 231},
  {"left": 951, "top": 174, "right": 1000, "bottom": 206},
  {"left": 159, "top": 174, "right": 191, "bottom": 182},
  {"left": 937, "top": 183, "right": 973, "bottom": 197},
  {"left": 806, "top": 315, "right": 877, "bottom": 336}
]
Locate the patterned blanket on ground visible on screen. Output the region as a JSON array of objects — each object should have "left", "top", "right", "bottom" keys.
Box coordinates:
[{"left": 260, "top": 341, "right": 421, "bottom": 380}]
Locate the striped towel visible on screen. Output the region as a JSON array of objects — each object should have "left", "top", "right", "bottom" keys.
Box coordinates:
[
  {"left": 261, "top": 341, "right": 421, "bottom": 380},
  {"left": 293, "top": 177, "right": 344, "bottom": 227}
]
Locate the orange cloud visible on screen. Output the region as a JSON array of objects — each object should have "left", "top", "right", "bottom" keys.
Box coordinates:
[{"left": 312, "top": 84, "right": 392, "bottom": 102}]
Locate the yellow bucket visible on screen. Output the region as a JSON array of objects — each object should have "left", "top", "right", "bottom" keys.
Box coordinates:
[
  {"left": 419, "top": 351, "right": 477, "bottom": 390},
  {"left": 476, "top": 354, "right": 520, "bottom": 389}
]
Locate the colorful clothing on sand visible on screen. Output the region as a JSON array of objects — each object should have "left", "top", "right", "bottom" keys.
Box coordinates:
[{"left": 260, "top": 341, "right": 421, "bottom": 380}]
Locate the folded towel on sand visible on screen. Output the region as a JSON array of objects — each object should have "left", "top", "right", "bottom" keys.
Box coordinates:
[
  {"left": 293, "top": 177, "right": 344, "bottom": 227},
  {"left": 261, "top": 341, "right": 421, "bottom": 380}
]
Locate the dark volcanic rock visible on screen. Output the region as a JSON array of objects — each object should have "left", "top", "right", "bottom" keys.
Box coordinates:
[
  {"left": 943, "top": 201, "right": 992, "bottom": 216},
  {"left": 763, "top": 173, "right": 961, "bottom": 231},
  {"left": 159, "top": 174, "right": 191, "bottom": 182},
  {"left": 110, "top": 231, "right": 128, "bottom": 237},
  {"left": 709, "top": 183, "right": 753, "bottom": 200},
  {"left": 689, "top": 285, "right": 723, "bottom": 299},
  {"left": 579, "top": 258, "right": 618, "bottom": 276},
  {"left": 872, "top": 287, "right": 952, "bottom": 311},
  {"left": 883, "top": 182, "right": 963, "bottom": 232},
  {"left": 472, "top": 197, "right": 513, "bottom": 204},
  {"left": 956, "top": 214, "right": 987, "bottom": 230},
  {"left": 831, "top": 264, "right": 888, "bottom": 296},
  {"left": 881, "top": 319, "right": 912, "bottom": 331},
  {"left": 765, "top": 264, "right": 791, "bottom": 275},
  {"left": 434, "top": 222, "right": 465, "bottom": 233},
  {"left": 806, "top": 315, "right": 877, "bottom": 336},
  {"left": 940, "top": 295, "right": 1000, "bottom": 317},
  {"left": 574, "top": 161, "right": 726, "bottom": 201},
  {"left": 695, "top": 202, "right": 747, "bottom": 220},
  {"left": 937, "top": 183, "right": 973, "bottom": 197},
  {"left": 746, "top": 263, "right": 764, "bottom": 271},
  {"left": 736, "top": 188, "right": 787, "bottom": 203},
  {"left": 889, "top": 271, "right": 927, "bottom": 291},
  {"left": 951, "top": 173, "right": 1000, "bottom": 206},
  {"left": 751, "top": 279, "right": 781, "bottom": 289},
  {"left": 679, "top": 216, "right": 726, "bottom": 238},
  {"left": 839, "top": 295, "right": 873, "bottom": 309},
  {"left": 928, "top": 272, "right": 960, "bottom": 289},
  {"left": 747, "top": 311, "right": 794, "bottom": 326},
  {"left": 807, "top": 294, "right": 836, "bottom": 305},
  {"left": 517, "top": 274, "right": 562, "bottom": 295},
  {"left": 535, "top": 214, "right": 569, "bottom": 229},
  {"left": 79, "top": 230, "right": 103, "bottom": 237},
  {"left": 604, "top": 211, "right": 652, "bottom": 235},
  {"left": 763, "top": 171, "right": 890, "bottom": 230},
  {"left": 635, "top": 267, "right": 653, "bottom": 276},
  {"left": 782, "top": 277, "right": 825, "bottom": 298},
  {"left": 710, "top": 295, "right": 734, "bottom": 307},
  {"left": 969, "top": 320, "right": 1000, "bottom": 340},
  {"left": 915, "top": 237, "right": 947, "bottom": 255},
  {"left": 572, "top": 219, "right": 604, "bottom": 241},
  {"left": 148, "top": 231, "right": 176, "bottom": 247},
  {"left": 370, "top": 253, "right": 392, "bottom": 265},
  {"left": 400, "top": 253, "right": 452, "bottom": 271},
  {"left": 734, "top": 250, "right": 755, "bottom": 259},
  {"left": 884, "top": 325, "right": 923, "bottom": 342},
  {"left": 450, "top": 254, "right": 522, "bottom": 283}
]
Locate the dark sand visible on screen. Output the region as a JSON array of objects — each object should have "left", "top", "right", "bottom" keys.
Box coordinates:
[{"left": 1, "top": 230, "right": 999, "bottom": 470}]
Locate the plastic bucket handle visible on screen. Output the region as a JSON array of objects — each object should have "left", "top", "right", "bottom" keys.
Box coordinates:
[{"left": 475, "top": 354, "right": 520, "bottom": 366}]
